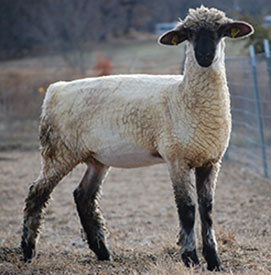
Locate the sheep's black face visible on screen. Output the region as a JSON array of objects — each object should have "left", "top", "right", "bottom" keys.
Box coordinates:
[
  {"left": 189, "top": 28, "right": 219, "bottom": 67},
  {"left": 159, "top": 19, "right": 254, "bottom": 67}
]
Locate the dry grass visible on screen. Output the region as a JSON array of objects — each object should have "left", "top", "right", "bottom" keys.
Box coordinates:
[{"left": 0, "top": 151, "right": 270, "bottom": 274}]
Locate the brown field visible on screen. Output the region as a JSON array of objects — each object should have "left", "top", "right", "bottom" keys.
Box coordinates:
[{"left": 0, "top": 151, "right": 270, "bottom": 274}]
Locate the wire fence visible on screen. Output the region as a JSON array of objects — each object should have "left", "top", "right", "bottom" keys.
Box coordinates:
[{"left": 225, "top": 42, "right": 271, "bottom": 178}]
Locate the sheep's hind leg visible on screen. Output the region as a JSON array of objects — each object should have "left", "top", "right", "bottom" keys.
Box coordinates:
[
  {"left": 73, "top": 157, "right": 110, "bottom": 261},
  {"left": 195, "top": 163, "right": 222, "bottom": 271},
  {"left": 168, "top": 163, "right": 200, "bottom": 268},
  {"left": 21, "top": 166, "right": 70, "bottom": 262}
]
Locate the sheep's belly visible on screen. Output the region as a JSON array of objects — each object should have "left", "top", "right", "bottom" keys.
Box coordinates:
[{"left": 94, "top": 148, "right": 165, "bottom": 168}]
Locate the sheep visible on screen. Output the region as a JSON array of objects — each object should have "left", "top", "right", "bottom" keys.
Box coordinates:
[{"left": 21, "top": 5, "right": 254, "bottom": 271}]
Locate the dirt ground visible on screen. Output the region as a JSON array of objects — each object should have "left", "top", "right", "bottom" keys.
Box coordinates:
[{"left": 0, "top": 151, "right": 270, "bottom": 274}]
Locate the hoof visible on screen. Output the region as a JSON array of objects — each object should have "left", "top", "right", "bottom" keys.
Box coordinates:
[
  {"left": 94, "top": 242, "right": 111, "bottom": 261},
  {"left": 21, "top": 238, "right": 35, "bottom": 263},
  {"left": 21, "top": 244, "right": 35, "bottom": 263},
  {"left": 97, "top": 252, "right": 111, "bottom": 261},
  {"left": 203, "top": 247, "right": 222, "bottom": 271},
  {"left": 181, "top": 249, "right": 200, "bottom": 268},
  {"left": 207, "top": 257, "right": 222, "bottom": 272}
]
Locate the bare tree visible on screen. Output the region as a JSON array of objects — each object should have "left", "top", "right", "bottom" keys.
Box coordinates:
[
  {"left": 0, "top": 0, "right": 26, "bottom": 59},
  {"left": 23, "top": 0, "right": 100, "bottom": 73}
]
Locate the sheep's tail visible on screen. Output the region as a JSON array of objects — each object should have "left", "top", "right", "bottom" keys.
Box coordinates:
[{"left": 39, "top": 81, "right": 67, "bottom": 163}]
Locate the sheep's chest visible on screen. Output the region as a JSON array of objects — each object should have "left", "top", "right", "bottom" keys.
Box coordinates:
[
  {"left": 186, "top": 109, "right": 231, "bottom": 167},
  {"left": 177, "top": 74, "right": 232, "bottom": 167}
]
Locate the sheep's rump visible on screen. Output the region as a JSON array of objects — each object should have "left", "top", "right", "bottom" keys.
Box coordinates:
[{"left": 40, "top": 74, "right": 183, "bottom": 168}]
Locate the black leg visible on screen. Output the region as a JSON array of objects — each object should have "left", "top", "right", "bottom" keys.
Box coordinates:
[
  {"left": 73, "top": 158, "right": 110, "bottom": 261},
  {"left": 196, "top": 163, "right": 222, "bottom": 271},
  {"left": 169, "top": 164, "right": 200, "bottom": 268},
  {"left": 21, "top": 173, "right": 63, "bottom": 262}
]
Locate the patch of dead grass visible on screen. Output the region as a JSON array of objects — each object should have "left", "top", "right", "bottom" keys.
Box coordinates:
[{"left": 0, "top": 152, "right": 270, "bottom": 274}]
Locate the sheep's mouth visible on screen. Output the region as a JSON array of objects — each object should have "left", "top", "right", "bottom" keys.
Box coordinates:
[{"left": 195, "top": 54, "right": 215, "bottom": 67}]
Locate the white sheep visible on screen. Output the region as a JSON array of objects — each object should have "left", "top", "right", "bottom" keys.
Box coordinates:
[{"left": 21, "top": 6, "right": 253, "bottom": 271}]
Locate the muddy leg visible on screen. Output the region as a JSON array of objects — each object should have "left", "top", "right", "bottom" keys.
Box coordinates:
[
  {"left": 73, "top": 158, "right": 110, "bottom": 260},
  {"left": 168, "top": 163, "right": 200, "bottom": 268},
  {"left": 195, "top": 163, "right": 221, "bottom": 271},
  {"left": 21, "top": 170, "right": 67, "bottom": 262}
]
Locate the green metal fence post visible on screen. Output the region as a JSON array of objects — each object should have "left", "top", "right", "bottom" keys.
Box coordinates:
[
  {"left": 249, "top": 45, "right": 268, "bottom": 178},
  {"left": 264, "top": 39, "right": 271, "bottom": 94}
]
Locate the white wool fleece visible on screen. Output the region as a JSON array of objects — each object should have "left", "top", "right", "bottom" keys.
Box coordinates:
[{"left": 41, "top": 62, "right": 231, "bottom": 170}]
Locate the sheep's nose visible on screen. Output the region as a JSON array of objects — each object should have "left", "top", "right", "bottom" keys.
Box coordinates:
[
  {"left": 195, "top": 51, "right": 214, "bottom": 67},
  {"left": 205, "top": 52, "right": 213, "bottom": 58},
  {"left": 197, "top": 51, "right": 213, "bottom": 59}
]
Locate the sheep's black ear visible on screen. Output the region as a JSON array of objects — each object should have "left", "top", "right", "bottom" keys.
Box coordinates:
[
  {"left": 158, "top": 28, "right": 187, "bottom": 46},
  {"left": 219, "top": 21, "right": 254, "bottom": 39}
]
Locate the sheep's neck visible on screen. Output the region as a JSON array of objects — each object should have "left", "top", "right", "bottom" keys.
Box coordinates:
[
  {"left": 173, "top": 51, "right": 231, "bottom": 165},
  {"left": 180, "top": 52, "right": 230, "bottom": 117}
]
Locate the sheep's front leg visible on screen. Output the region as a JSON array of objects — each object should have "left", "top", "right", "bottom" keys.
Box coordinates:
[
  {"left": 168, "top": 163, "right": 200, "bottom": 268},
  {"left": 195, "top": 163, "right": 221, "bottom": 271},
  {"left": 73, "top": 158, "right": 110, "bottom": 261}
]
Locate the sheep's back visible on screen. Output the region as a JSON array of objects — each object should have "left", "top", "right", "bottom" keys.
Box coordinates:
[{"left": 40, "top": 74, "right": 183, "bottom": 165}]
